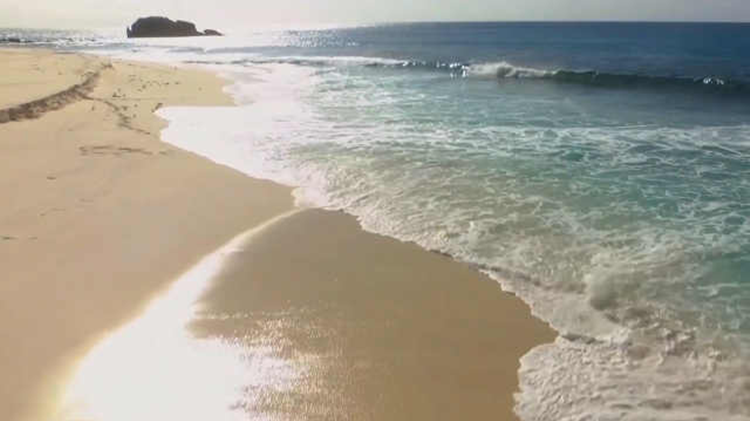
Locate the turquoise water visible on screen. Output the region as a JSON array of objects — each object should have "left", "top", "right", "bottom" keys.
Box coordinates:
[{"left": 7, "top": 22, "right": 750, "bottom": 420}]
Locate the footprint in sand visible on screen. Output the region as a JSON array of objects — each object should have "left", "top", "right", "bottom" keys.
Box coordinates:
[
  {"left": 39, "top": 208, "right": 65, "bottom": 217},
  {"left": 79, "top": 145, "right": 153, "bottom": 157}
]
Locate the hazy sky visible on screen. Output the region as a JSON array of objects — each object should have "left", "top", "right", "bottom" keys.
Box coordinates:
[{"left": 1, "top": 0, "right": 749, "bottom": 29}]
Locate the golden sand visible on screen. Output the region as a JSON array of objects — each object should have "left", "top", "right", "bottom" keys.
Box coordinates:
[{"left": 0, "top": 48, "right": 293, "bottom": 420}]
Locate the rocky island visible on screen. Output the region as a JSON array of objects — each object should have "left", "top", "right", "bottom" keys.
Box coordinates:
[{"left": 126, "top": 17, "right": 223, "bottom": 38}]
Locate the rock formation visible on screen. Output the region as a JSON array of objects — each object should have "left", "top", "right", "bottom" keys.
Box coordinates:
[{"left": 126, "top": 17, "right": 223, "bottom": 38}]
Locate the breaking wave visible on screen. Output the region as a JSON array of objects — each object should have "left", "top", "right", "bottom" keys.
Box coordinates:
[{"left": 186, "top": 55, "right": 750, "bottom": 96}]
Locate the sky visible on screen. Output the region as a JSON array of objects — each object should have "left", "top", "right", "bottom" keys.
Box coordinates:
[{"left": 1, "top": 0, "right": 749, "bottom": 29}]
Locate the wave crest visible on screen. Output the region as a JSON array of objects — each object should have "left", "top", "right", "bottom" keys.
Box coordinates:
[
  {"left": 464, "top": 61, "right": 747, "bottom": 95},
  {"left": 218, "top": 56, "right": 750, "bottom": 96},
  {"left": 468, "top": 61, "right": 554, "bottom": 79}
]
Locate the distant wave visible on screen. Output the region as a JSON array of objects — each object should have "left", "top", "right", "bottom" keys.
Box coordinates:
[
  {"left": 196, "top": 55, "right": 750, "bottom": 97},
  {"left": 414, "top": 59, "right": 748, "bottom": 95},
  {"left": 0, "top": 29, "right": 99, "bottom": 45},
  {"left": 469, "top": 61, "right": 747, "bottom": 93}
]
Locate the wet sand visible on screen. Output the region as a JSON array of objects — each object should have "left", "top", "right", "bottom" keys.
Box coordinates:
[{"left": 190, "top": 209, "right": 556, "bottom": 421}]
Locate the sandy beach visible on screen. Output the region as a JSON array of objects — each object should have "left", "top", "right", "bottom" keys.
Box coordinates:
[
  {"left": 1, "top": 47, "right": 555, "bottom": 421},
  {"left": 0, "top": 48, "right": 293, "bottom": 420}
]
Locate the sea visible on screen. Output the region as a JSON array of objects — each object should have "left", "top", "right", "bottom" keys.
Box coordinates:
[{"left": 3, "top": 22, "right": 750, "bottom": 420}]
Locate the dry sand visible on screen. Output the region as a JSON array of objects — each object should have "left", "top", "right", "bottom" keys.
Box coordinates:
[
  {"left": 1, "top": 48, "right": 555, "bottom": 421},
  {"left": 0, "top": 48, "right": 293, "bottom": 421},
  {"left": 0, "top": 49, "right": 99, "bottom": 110}
]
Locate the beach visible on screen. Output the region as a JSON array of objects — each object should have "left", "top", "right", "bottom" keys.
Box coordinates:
[
  {"left": 0, "top": 48, "right": 294, "bottom": 420},
  {"left": 0, "top": 47, "right": 555, "bottom": 421}
]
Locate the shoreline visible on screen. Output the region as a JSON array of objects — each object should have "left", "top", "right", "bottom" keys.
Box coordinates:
[
  {"left": 195, "top": 208, "right": 557, "bottom": 420},
  {"left": 1, "top": 47, "right": 556, "bottom": 421}
]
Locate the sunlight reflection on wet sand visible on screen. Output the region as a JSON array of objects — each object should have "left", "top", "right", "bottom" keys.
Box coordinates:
[{"left": 58, "top": 211, "right": 300, "bottom": 421}]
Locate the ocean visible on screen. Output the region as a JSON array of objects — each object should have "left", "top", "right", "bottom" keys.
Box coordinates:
[{"left": 5, "top": 21, "right": 750, "bottom": 420}]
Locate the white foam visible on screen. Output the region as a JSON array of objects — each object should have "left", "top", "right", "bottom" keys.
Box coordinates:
[
  {"left": 469, "top": 61, "right": 554, "bottom": 79},
  {"left": 157, "top": 63, "right": 323, "bottom": 192},
  {"left": 517, "top": 336, "right": 750, "bottom": 421}
]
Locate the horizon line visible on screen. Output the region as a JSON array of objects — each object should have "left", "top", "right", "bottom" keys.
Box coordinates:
[{"left": 2, "top": 19, "right": 750, "bottom": 31}]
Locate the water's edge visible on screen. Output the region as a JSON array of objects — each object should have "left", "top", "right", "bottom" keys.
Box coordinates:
[
  {"left": 169, "top": 63, "right": 565, "bottom": 419},
  {"left": 187, "top": 62, "right": 750, "bottom": 420}
]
